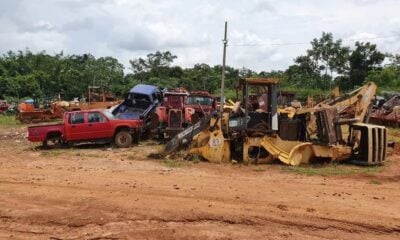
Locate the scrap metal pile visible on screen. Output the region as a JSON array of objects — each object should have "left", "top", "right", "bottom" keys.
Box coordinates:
[
  {"left": 162, "top": 79, "right": 387, "bottom": 166},
  {"left": 16, "top": 87, "right": 121, "bottom": 124},
  {"left": 0, "top": 100, "right": 10, "bottom": 114},
  {"left": 26, "top": 84, "right": 217, "bottom": 150},
  {"left": 370, "top": 94, "right": 400, "bottom": 128},
  {"left": 23, "top": 78, "right": 389, "bottom": 167}
]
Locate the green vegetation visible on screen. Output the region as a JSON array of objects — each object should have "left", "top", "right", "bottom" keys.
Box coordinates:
[
  {"left": 387, "top": 128, "right": 400, "bottom": 141},
  {"left": 40, "top": 150, "right": 66, "bottom": 157},
  {"left": 74, "top": 152, "right": 102, "bottom": 158},
  {"left": 253, "top": 167, "right": 267, "bottom": 172},
  {"left": 369, "top": 179, "right": 382, "bottom": 185},
  {"left": 187, "top": 154, "right": 201, "bottom": 164},
  {"left": 282, "top": 164, "right": 384, "bottom": 177},
  {"left": 161, "top": 159, "right": 184, "bottom": 168},
  {"left": 0, "top": 32, "right": 399, "bottom": 103},
  {"left": 0, "top": 115, "right": 19, "bottom": 128},
  {"left": 0, "top": 51, "right": 125, "bottom": 100}
]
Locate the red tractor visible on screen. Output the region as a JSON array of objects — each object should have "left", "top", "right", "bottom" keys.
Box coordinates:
[
  {"left": 186, "top": 91, "right": 216, "bottom": 119},
  {"left": 151, "top": 88, "right": 196, "bottom": 139}
]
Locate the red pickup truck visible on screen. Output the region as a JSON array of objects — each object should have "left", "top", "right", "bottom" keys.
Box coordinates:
[{"left": 28, "top": 110, "right": 143, "bottom": 148}]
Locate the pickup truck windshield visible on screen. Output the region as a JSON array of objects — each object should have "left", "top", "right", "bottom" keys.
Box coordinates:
[
  {"left": 102, "top": 110, "right": 116, "bottom": 119},
  {"left": 129, "top": 93, "right": 151, "bottom": 102},
  {"left": 187, "top": 96, "right": 213, "bottom": 105}
]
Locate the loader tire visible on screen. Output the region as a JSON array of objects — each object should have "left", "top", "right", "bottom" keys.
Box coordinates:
[{"left": 114, "top": 131, "right": 132, "bottom": 148}]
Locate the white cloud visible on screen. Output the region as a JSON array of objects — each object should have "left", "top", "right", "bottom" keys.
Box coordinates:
[{"left": 0, "top": 0, "right": 399, "bottom": 72}]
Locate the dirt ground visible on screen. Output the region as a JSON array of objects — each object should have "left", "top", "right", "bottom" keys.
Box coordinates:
[{"left": 0, "top": 126, "right": 399, "bottom": 240}]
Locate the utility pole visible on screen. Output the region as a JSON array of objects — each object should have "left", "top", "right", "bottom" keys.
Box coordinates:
[{"left": 220, "top": 21, "right": 228, "bottom": 115}]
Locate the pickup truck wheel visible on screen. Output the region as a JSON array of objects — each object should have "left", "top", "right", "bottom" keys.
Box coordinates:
[
  {"left": 114, "top": 131, "right": 133, "bottom": 148},
  {"left": 43, "top": 137, "right": 61, "bottom": 149}
]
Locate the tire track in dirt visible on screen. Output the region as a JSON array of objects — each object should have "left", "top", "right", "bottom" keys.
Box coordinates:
[
  {"left": 1, "top": 176, "right": 400, "bottom": 236},
  {"left": 2, "top": 213, "right": 400, "bottom": 240},
  {"left": 1, "top": 131, "right": 400, "bottom": 239}
]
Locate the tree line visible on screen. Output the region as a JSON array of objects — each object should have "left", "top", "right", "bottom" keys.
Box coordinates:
[{"left": 0, "top": 32, "right": 399, "bottom": 102}]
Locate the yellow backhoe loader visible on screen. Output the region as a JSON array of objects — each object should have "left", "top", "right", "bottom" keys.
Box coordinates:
[{"left": 163, "top": 78, "right": 387, "bottom": 166}]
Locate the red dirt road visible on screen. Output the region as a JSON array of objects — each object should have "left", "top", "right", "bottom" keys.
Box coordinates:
[{"left": 0, "top": 127, "right": 399, "bottom": 239}]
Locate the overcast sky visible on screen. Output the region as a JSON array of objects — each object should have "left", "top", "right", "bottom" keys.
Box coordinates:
[{"left": 1, "top": 0, "right": 400, "bottom": 72}]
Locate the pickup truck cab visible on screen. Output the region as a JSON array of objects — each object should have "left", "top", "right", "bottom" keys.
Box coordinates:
[{"left": 28, "top": 109, "right": 143, "bottom": 148}]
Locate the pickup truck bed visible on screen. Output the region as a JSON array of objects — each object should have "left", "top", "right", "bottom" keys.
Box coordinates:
[{"left": 28, "top": 123, "right": 64, "bottom": 142}]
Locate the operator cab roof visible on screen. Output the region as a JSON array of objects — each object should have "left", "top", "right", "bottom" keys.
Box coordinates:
[
  {"left": 129, "top": 84, "right": 159, "bottom": 95},
  {"left": 239, "top": 78, "right": 279, "bottom": 86}
]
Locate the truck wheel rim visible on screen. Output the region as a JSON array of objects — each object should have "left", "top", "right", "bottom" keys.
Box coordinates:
[{"left": 120, "top": 135, "right": 127, "bottom": 144}]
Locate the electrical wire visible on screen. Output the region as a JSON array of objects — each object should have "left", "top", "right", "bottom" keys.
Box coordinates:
[{"left": 231, "top": 34, "right": 400, "bottom": 47}]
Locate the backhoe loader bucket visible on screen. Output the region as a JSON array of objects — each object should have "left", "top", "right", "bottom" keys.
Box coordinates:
[
  {"left": 243, "top": 136, "right": 314, "bottom": 166},
  {"left": 188, "top": 116, "right": 231, "bottom": 163}
]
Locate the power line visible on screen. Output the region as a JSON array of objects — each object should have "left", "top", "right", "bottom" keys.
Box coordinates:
[{"left": 231, "top": 34, "right": 400, "bottom": 47}]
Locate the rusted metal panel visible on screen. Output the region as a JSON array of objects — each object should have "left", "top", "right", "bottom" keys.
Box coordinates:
[
  {"left": 315, "top": 107, "right": 339, "bottom": 145},
  {"left": 370, "top": 95, "right": 400, "bottom": 127}
]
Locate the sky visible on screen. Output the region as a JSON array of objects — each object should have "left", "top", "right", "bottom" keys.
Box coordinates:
[{"left": 1, "top": 0, "right": 400, "bottom": 72}]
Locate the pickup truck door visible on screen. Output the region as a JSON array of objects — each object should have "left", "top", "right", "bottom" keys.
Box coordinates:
[
  {"left": 65, "top": 112, "right": 87, "bottom": 141},
  {"left": 86, "top": 111, "right": 113, "bottom": 139}
]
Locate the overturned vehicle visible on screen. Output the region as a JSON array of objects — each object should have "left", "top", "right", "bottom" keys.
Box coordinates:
[{"left": 112, "top": 84, "right": 162, "bottom": 135}]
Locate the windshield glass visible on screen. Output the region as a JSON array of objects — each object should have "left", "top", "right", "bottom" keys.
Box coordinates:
[
  {"left": 102, "top": 109, "right": 116, "bottom": 119},
  {"left": 187, "top": 96, "right": 213, "bottom": 105},
  {"left": 129, "top": 93, "right": 151, "bottom": 102}
]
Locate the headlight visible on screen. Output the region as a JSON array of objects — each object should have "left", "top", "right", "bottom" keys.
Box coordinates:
[{"left": 229, "top": 119, "right": 238, "bottom": 127}]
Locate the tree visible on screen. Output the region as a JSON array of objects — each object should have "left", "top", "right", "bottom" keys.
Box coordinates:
[
  {"left": 286, "top": 55, "right": 322, "bottom": 89},
  {"left": 128, "top": 51, "right": 178, "bottom": 87},
  {"left": 348, "top": 42, "right": 385, "bottom": 88},
  {"left": 387, "top": 53, "right": 400, "bottom": 69},
  {"left": 366, "top": 53, "right": 400, "bottom": 90},
  {"left": 285, "top": 32, "right": 350, "bottom": 90},
  {"left": 368, "top": 66, "right": 400, "bottom": 89},
  {"left": 129, "top": 51, "right": 177, "bottom": 75},
  {"left": 306, "top": 32, "right": 350, "bottom": 89}
]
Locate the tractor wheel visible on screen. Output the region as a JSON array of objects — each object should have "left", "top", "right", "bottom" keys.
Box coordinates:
[{"left": 114, "top": 131, "right": 133, "bottom": 148}]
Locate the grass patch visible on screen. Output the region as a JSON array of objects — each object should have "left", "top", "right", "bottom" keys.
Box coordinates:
[
  {"left": 387, "top": 127, "right": 400, "bottom": 143},
  {"left": 0, "top": 115, "right": 19, "bottom": 128},
  {"left": 369, "top": 179, "right": 382, "bottom": 185},
  {"left": 187, "top": 154, "right": 201, "bottom": 164},
  {"left": 41, "top": 150, "right": 65, "bottom": 157},
  {"left": 83, "top": 153, "right": 102, "bottom": 158},
  {"left": 74, "top": 152, "right": 102, "bottom": 158},
  {"left": 161, "top": 159, "right": 183, "bottom": 168},
  {"left": 253, "top": 167, "right": 266, "bottom": 172},
  {"left": 282, "top": 164, "right": 384, "bottom": 177}
]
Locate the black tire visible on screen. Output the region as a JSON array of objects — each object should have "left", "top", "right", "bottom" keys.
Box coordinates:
[
  {"left": 42, "top": 137, "right": 61, "bottom": 149},
  {"left": 114, "top": 131, "right": 133, "bottom": 148}
]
